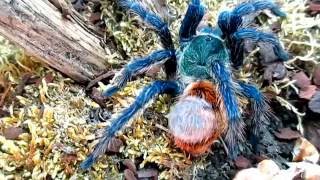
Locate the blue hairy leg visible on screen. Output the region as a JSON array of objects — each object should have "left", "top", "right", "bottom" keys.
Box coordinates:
[
  {"left": 218, "top": 0, "right": 286, "bottom": 36},
  {"left": 179, "top": 0, "right": 205, "bottom": 43},
  {"left": 237, "top": 82, "right": 274, "bottom": 150},
  {"left": 119, "top": 0, "right": 177, "bottom": 78},
  {"left": 120, "top": 0, "right": 174, "bottom": 49},
  {"left": 233, "top": 0, "right": 286, "bottom": 17},
  {"left": 217, "top": 0, "right": 286, "bottom": 67},
  {"left": 81, "top": 80, "right": 181, "bottom": 169},
  {"left": 233, "top": 28, "right": 289, "bottom": 61},
  {"left": 211, "top": 62, "right": 244, "bottom": 157},
  {"left": 103, "top": 50, "right": 175, "bottom": 97}
]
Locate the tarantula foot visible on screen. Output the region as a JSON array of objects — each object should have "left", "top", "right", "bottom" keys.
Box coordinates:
[
  {"left": 102, "top": 85, "right": 120, "bottom": 97},
  {"left": 80, "top": 154, "right": 95, "bottom": 170},
  {"left": 80, "top": 135, "right": 117, "bottom": 170}
]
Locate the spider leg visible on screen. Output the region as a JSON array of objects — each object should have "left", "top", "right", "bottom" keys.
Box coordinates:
[
  {"left": 236, "top": 82, "right": 274, "bottom": 150},
  {"left": 119, "top": 0, "right": 176, "bottom": 78},
  {"left": 218, "top": 0, "right": 285, "bottom": 35},
  {"left": 179, "top": 0, "right": 205, "bottom": 43},
  {"left": 233, "top": 28, "right": 289, "bottom": 61},
  {"left": 211, "top": 62, "right": 244, "bottom": 158},
  {"left": 233, "top": 0, "right": 286, "bottom": 17},
  {"left": 80, "top": 80, "right": 181, "bottom": 170},
  {"left": 217, "top": 0, "right": 286, "bottom": 67},
  {"left": 102, "top": 50, "right": 175, "bottom": 97}
]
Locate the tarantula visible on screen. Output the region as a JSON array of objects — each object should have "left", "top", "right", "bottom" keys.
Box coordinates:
[{"left": 81, "top": 0, "right": 289, "bottom": 169}]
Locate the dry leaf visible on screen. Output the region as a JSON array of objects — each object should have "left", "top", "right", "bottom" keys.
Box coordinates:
[
  {"left": 235, "top": 156, "right": 252, "bottom": 169},
  {"left": 292, "top": 71, "right": 311, "bottom": 90},
  {"left": 299, "top": 85, "right": 317, "bottom": 100},
  {"left": 274, "top": 128, "right": 301, "bottom": 140},
  {"left": 124, "top": 169, "right": 138, "bottom": 180}
]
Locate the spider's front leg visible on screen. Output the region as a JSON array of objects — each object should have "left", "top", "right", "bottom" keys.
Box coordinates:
[
  {"left": 103, "top": 50, "right": 175, "bottom": 97},
  {"left": 233, "top": 28, "right": 289, "bottom": 62},
  {"left": 80, "top": 80, "right": 181, "bottom": 169},
  {"left": 179, "top": 0, "right": 205, "bottom": 43},
  {"left": 120, "top": 0, "right": 177, "bottom": 77},
  {"left": 211, "top": 62, "right": 244, "bottom": 158},
  {"left": 218, "top": 0, "right": 286, "bottom": 36},
  {"left": 217, "top": 0, "right": 287, "bottom": 67}
]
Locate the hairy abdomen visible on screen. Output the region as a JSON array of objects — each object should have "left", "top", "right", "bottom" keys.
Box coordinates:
[{"left": 168, "top": 81, "right": 227, "bottom": 154}]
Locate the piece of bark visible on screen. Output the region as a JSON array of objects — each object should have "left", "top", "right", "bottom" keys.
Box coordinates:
[{"left": 0, "top": 0, "right": 109, "bottom": 83}]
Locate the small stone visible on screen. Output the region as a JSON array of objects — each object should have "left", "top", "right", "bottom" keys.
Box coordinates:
[
  {"left": 234, "top": 156, "right": 252, "bottom": 169},
  {"left": 233, "top": 168, "right": 265, "bottom": 180},
  {"left": 257, "top": 159, "right": 280, "bottom": 176},
  {"left": 292, "top": 137, "right": 319, "bottom": 163},
  {"left": 274, "top": 128, "right": 301, "bottom": 140},
  {"left": 3, "top": 127, "right": 24, "bottom": 140},
  {"left": 137, "top": 169, "right": 158, "bottom": 180}
]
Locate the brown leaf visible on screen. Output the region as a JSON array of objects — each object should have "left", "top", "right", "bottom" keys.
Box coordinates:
[
  {"left": 306, "top": 0, "right": 320, "bottom": 16},
  {"left": 35, "top": 73, "right": 54, "bottom": 85},
  {"left": 137, "top": 169, "right": 158, "bottom": 180},
  {"left": 274, "top": 128, "right": 301, "bottom": 140},
  {"left": 299, "top": 85, "right": 317, "bottom": 100},
  {"left": 292, "top": 72, "right": 311, "bottom": 90},
  {"left": 124, "top": 169, "right": 137, "bottom": 180},
  {"left": 106, "top": 137, "right": 123, "bottom": 153},
  {"left": 309, "top": 91, "right": 320, "bottom": 113},
  {"left": 61, "top": 153, "right": 77, "bottom": 163},
  {"left": 2, "top": 127, "right": 24, "bottom": 140},
  {"left": 123, "top": 159, "right": 137, "bottom": 175},
  {"left": 61, "top": 154, "right": 77, "bottom": 175},
  {"left": 234, "top": 156, "right": 252, "bottom": 169}
]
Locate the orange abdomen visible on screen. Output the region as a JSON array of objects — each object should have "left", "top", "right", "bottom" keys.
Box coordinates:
[{"left": 168, "top": 81, "right": 228, "bottom": 155}]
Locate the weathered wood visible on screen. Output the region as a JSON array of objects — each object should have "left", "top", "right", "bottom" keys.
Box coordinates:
[{"left": 0, "top": 0, "right": 109, "bottom": 83}]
